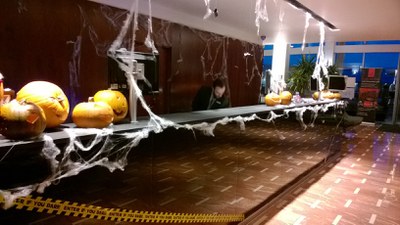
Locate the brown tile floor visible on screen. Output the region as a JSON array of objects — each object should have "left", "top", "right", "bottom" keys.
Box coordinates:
[
  {"left": 2, "top": 119, "right": 399, "bottom": 225},
  {"left": 247, "top": 124, "right": 400, "bottom": 225},
  {"left": 0, "top": 119, "right": 339, "bottom": 225}
]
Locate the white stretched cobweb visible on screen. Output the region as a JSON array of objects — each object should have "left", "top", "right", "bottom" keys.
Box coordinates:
[
  {"left": 312, "top": 22, "right": 328, "bottom": 91},
  {"left": 255, "top": 0, "right": 269, "bottom": 35}
]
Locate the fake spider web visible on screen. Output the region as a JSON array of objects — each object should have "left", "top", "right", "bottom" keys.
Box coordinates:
[{"left": 0, "top": 0, "right": 341, "bottom": 209}]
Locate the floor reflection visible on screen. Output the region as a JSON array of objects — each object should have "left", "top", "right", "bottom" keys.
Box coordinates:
[
  {"left": 0, "top": 119, "right": 343, "bottom": 225},
  {"left": 256, "top": 124, "right": 400, "bottom": 225}
]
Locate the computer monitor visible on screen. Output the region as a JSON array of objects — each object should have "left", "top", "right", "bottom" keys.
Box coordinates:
[
  {"left": 108, "top": 51, "right": 159, "bottom": 97},
  {"left": 328, "top": 75, "right": 346, "bottom": 91},
  {"left": 310, "top": 78, "right": 318, "bottom": 91}
]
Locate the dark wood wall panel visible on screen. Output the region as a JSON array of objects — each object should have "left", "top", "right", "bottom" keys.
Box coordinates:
[{"left": 0, "top": 0, "right": 262, "bottom": 117}]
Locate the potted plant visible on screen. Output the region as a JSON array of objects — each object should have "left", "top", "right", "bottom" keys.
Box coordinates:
[
  {"left": 287, "top": 55, "right": 340, "bottom": 96},
  {"left": 287, "top": 55, "right": 315, "bottom": 96}
]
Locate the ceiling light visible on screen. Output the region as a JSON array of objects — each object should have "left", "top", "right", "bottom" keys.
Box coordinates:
[
  {"left": 329, "top": 27, "right": 341, "bottom": 32},
  {"left": 288, "top": 2, "right": 300, "bottom": 10}
]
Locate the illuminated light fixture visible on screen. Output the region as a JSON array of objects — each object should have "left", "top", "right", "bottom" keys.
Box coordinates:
[
  {"left": 329, "top": 27, "right": 341, "bottom": 32},
  {"left": 288, "top": 2, "right": 300, "bottom": 10},
  {"left": 285, "top": 0, "right": 339, "bottom": 31}
]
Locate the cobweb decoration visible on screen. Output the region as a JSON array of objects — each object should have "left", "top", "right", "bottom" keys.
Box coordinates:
[
  {"left": 255, "top": 0, "right": 269, "bottom": 35},
  {"left": 17, "top": 0, "right": 27, "bottom": 14},
  {"left": 278, "top": 0, "right": 285, "bottom": 22},
  {"left": 154, "top": 20, "right": 172, "bottom": 47},
  {"left": 100, "top": 5, "right": 127, "bottom": 31},
  {"left": 312, "top": 22, "right": 328, "bottom": 91},
  {"left": 243, "top": 44, "right": 262, "bottom": 85},
  {"left": 203, "top": 0, "right": 213, "bottom": 19},
  {"left": 144, "top": 0, "right": 158, "bottom": 54},
  {"left": 270, "top": 71, "right": 287, "bottom": 94},
  {"left": 173, "top": 26, "right": 184, "bottom": 77},
  {"left": 301, "top": 12, "right": 312, "bottom": 51},
  {"left": 200, "top": 35, "right": 224, "bottom": 80},
  {"left": 283, "top": 101, "right": 341, "bottom": 130}
]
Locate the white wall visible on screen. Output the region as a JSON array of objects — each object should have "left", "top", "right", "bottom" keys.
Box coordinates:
[{"left": 88, "top": 0, "right": 262, "bottom": 44}]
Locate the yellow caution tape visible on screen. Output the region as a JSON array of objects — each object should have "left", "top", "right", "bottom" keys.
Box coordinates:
[{"left": 0, "top": 195, "right": 244, "bottom": 223}]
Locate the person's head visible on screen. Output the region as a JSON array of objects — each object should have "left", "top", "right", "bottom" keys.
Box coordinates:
[{"left": 212, "top": 78, "right": 226, "bottom": 99}]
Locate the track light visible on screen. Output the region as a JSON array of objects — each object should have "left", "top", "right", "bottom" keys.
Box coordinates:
[{"left": 285, "top": 0, "right": 339, "bottom": 31}]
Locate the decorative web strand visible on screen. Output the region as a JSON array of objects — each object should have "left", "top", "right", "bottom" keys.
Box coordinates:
[
  {"left": 312, "top": 22, "right": 328, "bottom": 91},
  {"left": 144, "top": 0, "right": 158, "bottom": 54},
  {"left": 203, "top": 0, "right": 213, "bottom": 19},
  {"left": 301, "top": 12, "right": 312, "bottom": 51},
  {"left": 278, "top": 1, "right": 285, "bottom": 22},
  {"left": 255, "top": 0, "right": 269, "bottom": 35}
]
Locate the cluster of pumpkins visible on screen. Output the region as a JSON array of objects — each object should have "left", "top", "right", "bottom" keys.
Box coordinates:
[
  {"left": 264, "top": 91, "right": 293, "bottom": 106},
  {"left": 264, "top": 90, "right": 341, "bottom": 106},
  {"left": 0, "top": 81, "right": 128, "bottom": 140}
]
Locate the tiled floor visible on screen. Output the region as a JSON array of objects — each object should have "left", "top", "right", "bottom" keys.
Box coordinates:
[
  {"left": 1, "top": 119, "right": 399, "bottom": 225},
  {"left": 248, "top": 124, "right": 400, "bottom": 225},
  {"left": 0, "top": 119, "right": 339, "bottom": 225}
]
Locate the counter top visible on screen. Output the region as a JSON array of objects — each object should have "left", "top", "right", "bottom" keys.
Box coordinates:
[{"left": 0, "top": 99, "right": 343, "bottom": 151}]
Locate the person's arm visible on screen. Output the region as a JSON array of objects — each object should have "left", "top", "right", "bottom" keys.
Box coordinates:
[
  {"left": 192, "top": 90, "right": 202, "bottom": 111},
  {"left": 221, "top": 97, "right": 230, "bottom": 108},
  {"left": 192, "top": 86, "right": 210, "bottom": 111}
]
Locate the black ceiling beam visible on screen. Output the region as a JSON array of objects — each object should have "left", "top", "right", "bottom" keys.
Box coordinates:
[{"left": 285, "top": 0, "right": 339, "bottom": 31}]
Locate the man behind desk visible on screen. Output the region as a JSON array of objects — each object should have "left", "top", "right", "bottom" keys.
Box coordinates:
[{"left": 192, "top": 78, "right": 229, "bottom": 111}]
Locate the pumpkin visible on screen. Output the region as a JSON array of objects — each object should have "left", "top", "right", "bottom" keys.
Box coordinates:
[
  {"left": 265, "top": 93, "right": 281, "bottom": 106},
  {"left": 332, "top": 92, "right": 342, "bottom": 99},
  {"left": 0, "top": 100, "right": 46, "bottom": 139},
  {"left": 312, "top": 91, "right": 320, "bottom": 100},
  {"left": 324, "top": 91, "right": 335, "bottom": 99},
  {"left": 313, "top": 90, "right": 333, "bottom": 100},
  {"left": 279, "top": 91, "right": 293, "bottom": 105},
  {"left": 16, "top": 81, "right": 69, "bottom": 128},
  {"left": 72, "top": 101, "right": 114, "bottom": 128},
  {"left": 93, "top": 90, "right": 128, "bottom": 123}
]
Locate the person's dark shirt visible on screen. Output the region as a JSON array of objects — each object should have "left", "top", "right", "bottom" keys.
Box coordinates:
[{"left": 192, "top": 86, "right": 229, "bottom": 111}]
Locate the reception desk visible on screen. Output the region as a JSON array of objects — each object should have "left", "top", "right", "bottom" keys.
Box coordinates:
[
  {"left": 0, "top": 99, "right": 345, "bottom": 224},
  {"left": 0, "top": 98, "right": 344, "bottom": 150}
]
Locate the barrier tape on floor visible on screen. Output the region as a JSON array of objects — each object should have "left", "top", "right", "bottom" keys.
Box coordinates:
[{"left": 0, "top": 195, "right": 244, "bottom": 223}]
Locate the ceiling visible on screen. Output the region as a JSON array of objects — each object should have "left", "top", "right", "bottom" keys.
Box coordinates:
[{"left": 91, "top": 0, "right": 400, "bottom": 44}]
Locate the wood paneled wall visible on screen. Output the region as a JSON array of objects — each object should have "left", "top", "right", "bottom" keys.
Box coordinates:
[{"left": 0, "top": 0, "right": 263, "bottom": 118}]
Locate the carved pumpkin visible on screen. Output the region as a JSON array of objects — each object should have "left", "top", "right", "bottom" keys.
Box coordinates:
[
  {"left": 16, "top": 81, "right": 69, "bottom": 128},
  {"left": 93, "top": 90, "right": 128, "bottom": 123},
  {"left": 279, "top": 91, "right": 293, "bottom": 105},
  {"left": 72, "top": 101, "right": 114, "bottom": 128},
  {"left": 265, "top": 93, "right": 281, "bottom": 106},
  {"left": 0, "top": 100, "right": 46, "bottom": 139}
]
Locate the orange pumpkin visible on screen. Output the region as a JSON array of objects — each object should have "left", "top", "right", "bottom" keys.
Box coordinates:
[
  {"left": 279, "top": 91, "right": 293, "bottom": 105},
  {"left": 16, "top": 81, "right": 69, "bottom": 128},
  {"left": 313, "top": 90, "right": 333, "bottom": 100},
  {"left": 72, "top": 101, "right": 114, "bottom": 128},
  {"left": 332, "top": 92, "right": 342, "bottom": 99},
  {"left": 265, "top": 93, "right": 281, "bottom": 106},
  {"left": 93, "top": 90, "right": 128, "bottom": 123},
  {"left": 312, "top": 91, "right": 320, "bottom": 100},
  {"left": 0, "top": 100, "right": 46, "bottom": 139}
]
